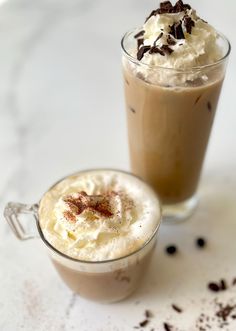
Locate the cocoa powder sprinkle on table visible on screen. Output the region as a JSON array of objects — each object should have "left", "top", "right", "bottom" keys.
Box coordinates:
[{"left": 216, "top": 304, "right": 236, "bottom": 321}]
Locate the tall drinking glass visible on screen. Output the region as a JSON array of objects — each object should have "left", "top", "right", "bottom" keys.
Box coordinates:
[{"left": 122, "top": 30, "right": 230, "bottom": 223}]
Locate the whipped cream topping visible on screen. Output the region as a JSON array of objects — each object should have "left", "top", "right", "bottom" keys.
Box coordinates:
[
  {"left": 39, "top": 170, "right": 161, "bottom": 262},
  {"left": 125, "top": 0, "right": 223, "bottom": 85}
]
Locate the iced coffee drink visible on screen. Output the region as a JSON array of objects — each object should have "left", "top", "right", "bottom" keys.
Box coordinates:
[
  {"left": 38, "top": 170, "right": 161, "bottom": 302},
  {"left": 122, "top": 0, "right": 230, "bottom": 222}
]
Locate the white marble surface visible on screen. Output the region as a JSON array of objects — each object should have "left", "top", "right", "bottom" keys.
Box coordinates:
[{"left": 0, "top": 0, "right": 236, "bottom": 330}]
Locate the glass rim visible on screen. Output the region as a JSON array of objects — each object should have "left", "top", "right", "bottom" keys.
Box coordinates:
[
  {"left": 121, "top": 28, "right": 231, "bottom": 73},
  {"left": 36, "top": 168, "right": 162, "bottom": 265}
]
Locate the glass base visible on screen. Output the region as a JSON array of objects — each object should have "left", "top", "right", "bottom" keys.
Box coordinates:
[{"left": 162, "top": 195, "right": 198, "bottom": 224}]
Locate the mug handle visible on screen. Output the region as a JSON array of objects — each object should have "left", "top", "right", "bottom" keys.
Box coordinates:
[{"left": 4, "top": 202, "right": 39, "bottom": 240}]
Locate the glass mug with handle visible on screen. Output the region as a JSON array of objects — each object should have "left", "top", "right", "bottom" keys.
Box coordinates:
[{"left": 4, "top": 169, "right": 162, "bottom": 303}]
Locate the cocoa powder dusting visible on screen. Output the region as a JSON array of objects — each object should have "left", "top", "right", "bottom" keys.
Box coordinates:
[
  {"left": 63, "top": 210, "right": 76, "bottom": 222},
  {"left": 63, "top": 191, "right": 114, "bottom": 220}
]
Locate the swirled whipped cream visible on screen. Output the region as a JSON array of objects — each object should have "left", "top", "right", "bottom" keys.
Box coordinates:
[
  {"left": 126, "top": 0, "right": 223, "bottom": 85},
  {"left": 39, "top": 170, "right": 161, "bottom": 261}
]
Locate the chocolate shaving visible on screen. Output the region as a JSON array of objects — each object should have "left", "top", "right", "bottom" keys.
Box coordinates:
[
  {"left": 232, "top": 278, "right": 236, "bottom": 286},
  {"left": 172, "top": 304, "right": 183, "bottom": 313},
  {"left": 154, "top": 32, "right": 163, "bottom": 45},
  {"left": 137, "top": 45, "right": 151, "bottom": 60},
  {"left": 145, "top": 0, "right": 191, "bottom": 22},
  {"left": 174, "top": 0, "right": 191, "bottom": 12},
  {"left": 158, "top": 0, "right": 191, "bottom": 14},
  {"left": 139, "top": 319, "right": 149, "bottom": 327},
  {"left": 183, "top": 15, "right": 195, "bottom": 34},
  {"left": 167, "top": 34, "right": 176, "bottom": 46},
  {"left": 137, "top": 38, "right": 144, "bottom": 49},
  {"left": 134, "top": 30, "right": 145, "bottom": 39},
  {"left": 169, "top": 22, "right": 185, "bottom": 39},
  {"left": 161, "top": 44, "right": 174, "bottom": 55},
  {"left": 149, "top": 46, "right": 165, "bottom": 56},
  {"left": 157, "top": 1, "right": 173, "bottom": 14}
]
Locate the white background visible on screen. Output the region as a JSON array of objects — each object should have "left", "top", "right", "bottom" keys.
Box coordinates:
[{"left": 0, "top": 0, "right": 235, "bottom": 330}]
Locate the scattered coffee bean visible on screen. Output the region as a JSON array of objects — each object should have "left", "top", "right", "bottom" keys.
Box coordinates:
[
  {"left": 196, "top": 237, "right": 206, "bottom": 248},
  {"left": 208, "top": 282, "right": 220, "bottom": 292},
  {"left": 166, "top": 245, "right": 177, "bottom": 255}
]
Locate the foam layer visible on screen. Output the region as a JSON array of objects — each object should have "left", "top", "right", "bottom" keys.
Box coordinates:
[{"left": 39, "top": 170, "right": 161, "bottom": 261}]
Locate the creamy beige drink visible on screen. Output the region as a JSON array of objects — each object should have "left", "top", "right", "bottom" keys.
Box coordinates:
[
  {"left": 124, "top": 74, "right": 223, "bottom": 205},
  {"left": 38, "top": 170, "right": 161, "bottom": 302},
  {"left": 122, "top": 0, "right": 230, "bottom": 221}
]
